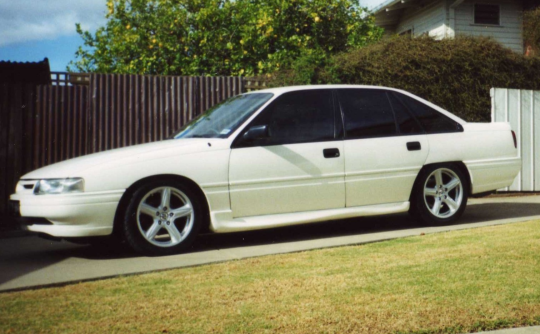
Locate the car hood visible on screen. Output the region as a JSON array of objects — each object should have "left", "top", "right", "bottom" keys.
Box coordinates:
[{"left": 22, "top": 138, "right": 229, "bottom": 179}]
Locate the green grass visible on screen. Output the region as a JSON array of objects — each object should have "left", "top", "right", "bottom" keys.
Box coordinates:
[{"left": 1, "top": 221, "right": 540, "bottom": 334}]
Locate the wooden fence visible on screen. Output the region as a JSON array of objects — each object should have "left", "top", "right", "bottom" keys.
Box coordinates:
[
  {"left": 33, "top": 74, "right": 244, "bottom": 167},
  {"left": 1, "top": 73, "right": 250, "bottom": 222},
  {"left": 0, "top": 84, "right": 36, "bottom": 220},
  {"left": 34, "top": 85, "right": 89, "bottom": 169}
]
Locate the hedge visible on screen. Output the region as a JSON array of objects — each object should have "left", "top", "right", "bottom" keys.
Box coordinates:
[{"left": 270, "top": 36, "right": 540, "bottom": 122}]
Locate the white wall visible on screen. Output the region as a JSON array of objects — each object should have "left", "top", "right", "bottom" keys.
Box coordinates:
[
  {"left": 491, "top": 88, "right": 540, "bottom": 191},
  {"left": 396, "top": 0, "right": 447, "bottom": 38},
  {"left": 454, "top": 0, "right": 524, "bottom": 53}
]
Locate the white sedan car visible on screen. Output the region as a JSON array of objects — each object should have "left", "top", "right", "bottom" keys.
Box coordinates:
[{"left": 10, "top": 86, "right": 521, "bottom": 255}]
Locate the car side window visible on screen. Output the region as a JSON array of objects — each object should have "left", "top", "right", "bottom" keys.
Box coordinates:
[
  {"left": 338, "top": 89, "right": 397, "bottom": 139},
  {"left": 387, "top": 93, "right": 424, "bottom": 135},
  {"left": 393, "top": 92, "right": 462, "bottom": 134},
  {"left": 237, "top": 90, "right": 335, "bottom": 147}
]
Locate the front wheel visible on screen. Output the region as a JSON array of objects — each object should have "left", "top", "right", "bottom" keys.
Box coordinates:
[
  {"left": 410, "top": 165, "right": 468, "bottom": 226},
  {"left": 122, "top": 179, "right": 203, "bottom": 256}
]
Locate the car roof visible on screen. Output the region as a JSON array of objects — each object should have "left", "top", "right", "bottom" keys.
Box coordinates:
[{"left": 248, "top": 85, "right": 402, "bottom": 95}]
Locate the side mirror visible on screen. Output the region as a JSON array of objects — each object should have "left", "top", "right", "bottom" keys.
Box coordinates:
[{"left": 242, "top": 125, "right": 268, "bottom": 141}]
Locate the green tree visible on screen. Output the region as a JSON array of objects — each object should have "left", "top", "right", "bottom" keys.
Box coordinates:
[{"left": 68, "top": 0, "right": 383, "bottom": 76}]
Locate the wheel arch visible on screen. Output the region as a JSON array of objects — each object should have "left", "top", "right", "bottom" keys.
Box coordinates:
[
  {"left": 410, "top": 161, "right": 472, "bottom": 201},
  {"left": 112, "top": 174, "right": 211, "bottom": 237}
]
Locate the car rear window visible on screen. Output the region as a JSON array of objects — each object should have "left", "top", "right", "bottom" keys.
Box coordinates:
[{"left": 393, "top": 93, "right": 462, "bottom": 134}]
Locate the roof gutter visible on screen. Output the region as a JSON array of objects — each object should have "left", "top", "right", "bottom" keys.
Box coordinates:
[{"left": 372, "top": 0, "right": 406, "bottom": 14}]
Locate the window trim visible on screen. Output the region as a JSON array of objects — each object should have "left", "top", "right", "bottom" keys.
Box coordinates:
[
  {"left": 331, "top": 90, "right": 345, "bottom": 140},
  {"left": 231, "top": 89, "right": 342, "bottom": 149},
  {"left": 473, "top": 3, "right": 501, "bottom": 26}
]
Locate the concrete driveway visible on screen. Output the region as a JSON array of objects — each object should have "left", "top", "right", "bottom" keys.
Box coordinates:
[{"left": 1, "top": 195, "right": 539, "bottom": 292}]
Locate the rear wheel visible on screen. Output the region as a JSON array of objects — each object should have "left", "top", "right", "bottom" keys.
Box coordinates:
[
  {"left": 410, "top": 165, "right": 468, "bottom": 226},
  {"left": 122, "top": 179, "right": 203, "bottom": 256}
]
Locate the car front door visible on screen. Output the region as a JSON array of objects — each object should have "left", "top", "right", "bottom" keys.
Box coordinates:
[
  {"left": 229, "top": 89, "right": 345, "bottom": 218},
  {"left": 338, "top": 89, "right": 429, "bottom": 207}
]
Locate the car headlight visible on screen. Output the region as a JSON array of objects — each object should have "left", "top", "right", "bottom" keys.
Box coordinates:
[{"left": 34, "top": 178, "right": 84, "bottom": 195}]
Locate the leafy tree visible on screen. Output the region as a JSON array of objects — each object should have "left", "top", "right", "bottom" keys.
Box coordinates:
[{"left": 68, "top": 0, "right": 383, "bottom": 76}]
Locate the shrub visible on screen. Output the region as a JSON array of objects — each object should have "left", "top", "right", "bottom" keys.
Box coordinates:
[{"left": 271, "top": 36, "right": 540, "bottom": 122}]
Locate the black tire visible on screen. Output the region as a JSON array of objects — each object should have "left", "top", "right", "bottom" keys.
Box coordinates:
[
  {"left": 64, "top": 236, "right": 117, "bottom": 246},
  {"left": 410, "top": 164, "right": 468, "bottom": 226},
  {"left": 122, "top": 179, "right": 204, "bottom": 256},
  {"left": 64, "top": 235, "right": 125, "bottom": 252}
]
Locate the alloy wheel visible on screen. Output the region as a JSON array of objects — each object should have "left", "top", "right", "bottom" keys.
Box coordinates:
[
  {"left": 423, "top": 168, "right": 464, "bottom": 219},
  {"left": 136, "top": 186, "right": 194, "bottom": 247}
]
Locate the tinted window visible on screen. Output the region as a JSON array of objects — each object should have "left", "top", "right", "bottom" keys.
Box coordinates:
[
  {"left": 242, "top": 90, "right": 335, "bottom": 146},
  {"left": 388, "top": 93, "right": 423, "bottom": 135},
  {"left": 338, "top": 89, "right": 397, "bottom": 139},
  {"left": 393, "top": 93, "right": 461, "bottom": 134}
]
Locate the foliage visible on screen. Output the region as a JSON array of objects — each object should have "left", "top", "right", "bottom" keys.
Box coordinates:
[
  {"left": 271, "top": 36, "right": 540, "bottom": 122},
  {"left": 524, "top": 7, "right": 540, "bottom": 56},
  {"left": 68, "top": 0, "right": 383, "bottom": 76}
]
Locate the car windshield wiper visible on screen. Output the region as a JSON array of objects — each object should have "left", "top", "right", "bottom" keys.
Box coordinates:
[{"left": 188, "top": 134, "right": 215, "bottom": 138}]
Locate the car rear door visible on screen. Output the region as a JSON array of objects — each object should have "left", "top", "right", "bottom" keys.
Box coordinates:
[
  {"left": 338, "top": 89, "right": 429, "bottom": 207},
  {"left": 228, "top": 89, "right": 345, "bottom": 218}
]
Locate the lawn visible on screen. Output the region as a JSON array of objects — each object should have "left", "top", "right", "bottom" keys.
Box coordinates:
[{"left": 1, "top": 221, "right": 540, "bottom": 334}]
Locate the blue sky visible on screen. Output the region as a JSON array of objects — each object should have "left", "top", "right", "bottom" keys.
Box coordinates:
[{"left": 0, "top": 0, "right": 386, "bottom": 72}]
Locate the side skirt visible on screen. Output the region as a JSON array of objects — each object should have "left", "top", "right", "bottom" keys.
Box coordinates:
[{"left": 210, "top": 201, "right": 410, "bottom": 233}]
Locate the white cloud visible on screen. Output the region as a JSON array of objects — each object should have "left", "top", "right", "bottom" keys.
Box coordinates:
[{"left": 0, "top": 0, "right": 107, "bottom": 46}]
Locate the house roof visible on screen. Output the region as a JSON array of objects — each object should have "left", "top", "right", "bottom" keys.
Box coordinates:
[
  {"left": 0, "top": 58, "right": 51, "bottom": 85},
  {"left": 372, "top": 0, "right": 404, "bottom": 14},
  {"left": 373, "top": 0, "right": 438, "bottom": 31}
]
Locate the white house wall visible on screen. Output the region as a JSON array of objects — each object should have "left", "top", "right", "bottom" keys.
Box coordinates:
[
  {"left": 454, "top": 0, "right": 524, "bottom": 53},
  {"left": 396, "top": 0, "right": 447, "bottom": 38}
]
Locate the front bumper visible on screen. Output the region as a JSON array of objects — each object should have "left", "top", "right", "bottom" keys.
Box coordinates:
[
  {"left": 9, "top": 190, "right": 125, "bottom": 237},
  {"left": 7, "top": 200, "right": 51, "bottom": 229}
]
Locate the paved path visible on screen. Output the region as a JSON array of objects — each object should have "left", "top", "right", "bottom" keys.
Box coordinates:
[
  {"left": 477, "top": 326, "right": 540, "bottom": 333},
  {"left": 1, "top": 195, "right": 539, "bottom": 292}
]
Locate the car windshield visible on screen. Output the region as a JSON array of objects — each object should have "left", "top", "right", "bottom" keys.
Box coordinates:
[{"left": 173, "top": 93, "right": 274, "bottom": 139}]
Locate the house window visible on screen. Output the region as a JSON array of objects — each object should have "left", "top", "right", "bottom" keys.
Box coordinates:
[{"left": 474, "top": 4, "right": 500, "bottom": 25}]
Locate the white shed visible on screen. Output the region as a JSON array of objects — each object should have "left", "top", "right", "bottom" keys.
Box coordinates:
[{"left": 373, "top": 0, "right": 539, "bottom": 54}]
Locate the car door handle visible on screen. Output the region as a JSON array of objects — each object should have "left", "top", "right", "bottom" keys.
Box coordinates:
[
  {"left": 323, "top": 148, "right": 340, "bottom": 158},
  {"left": 407, "top": 142, "right": 421, "bottom": 151}
]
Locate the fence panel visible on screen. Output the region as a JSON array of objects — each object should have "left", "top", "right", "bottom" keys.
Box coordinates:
[
  {"left": 0, "top": 83, "right": 36, "bottom": 222},
  {"left": 491, "top": 88, "right": 540, "bottom": 191},
  {"left": 34, "top": 85, "right": 89, "bottom": 168}
]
